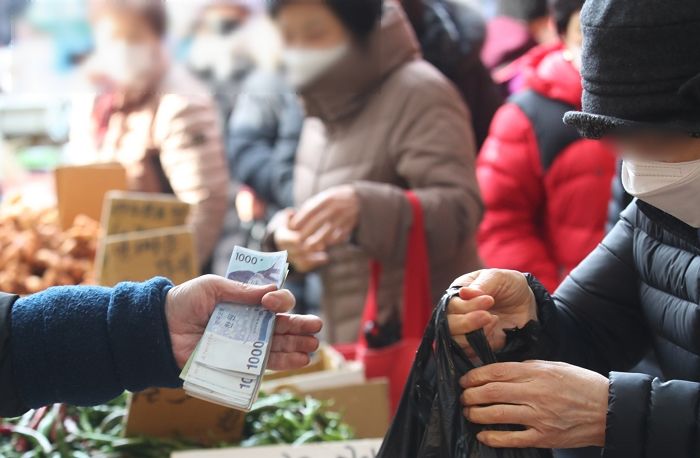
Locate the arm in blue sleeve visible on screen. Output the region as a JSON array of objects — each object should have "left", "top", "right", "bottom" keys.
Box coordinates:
[{"left": 10, "top": 277, "right": 181, "bottom": 410}]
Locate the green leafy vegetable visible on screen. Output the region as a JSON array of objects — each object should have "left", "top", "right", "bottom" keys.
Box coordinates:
[{"left": 0, "top": 392, "right": 354, "bottom": 457}]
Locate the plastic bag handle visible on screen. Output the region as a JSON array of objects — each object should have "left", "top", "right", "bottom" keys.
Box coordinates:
[{"left": 466, "top": 329, "right": 498, "bottom": 365}]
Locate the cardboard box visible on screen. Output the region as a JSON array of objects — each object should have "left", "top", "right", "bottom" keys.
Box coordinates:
[
  {"left": 54, "top": 163, "right": 127, "bottom": 229},
  {"left": 172, "top": 438, "right": 383, "bottom": 458},
  {"left": 263, "top": 345, "right": 346, "bottom": 382},
  {"left": 262, "top": 361, "right": 364, "bottom": 393},
  {"left": 261, "top": 347, "right": 391, "bottom": 439},
  {"left": 125, "top": 388, "right": 245, "bottom": 444},
  {"left": 304, "top": 379, "right": 390, "bottom": 440}
]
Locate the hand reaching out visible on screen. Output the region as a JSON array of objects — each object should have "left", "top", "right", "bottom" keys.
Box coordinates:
[
  {"left": 165, "top": 275, "right": 322, "bottom": 370},
  {"left": 290, "top": 185, "right": 360, "bottom": 252},
  {"left": 273, "top": 209, "right": 330, "bottom": 273}
]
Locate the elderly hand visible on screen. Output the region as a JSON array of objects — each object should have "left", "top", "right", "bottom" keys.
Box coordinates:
[
  {"left": 448, "top": 269, "right": 538, "bottom": 358},
  {"left": 165, "top": 275, "right": 322, "bottom": 370},
  {"left": 290, "top": 185, "right": 360, "bottom": 252},
  {"left": 462, "top": 361, "right": 609, "bottom": 449},
  {"left": 273, "top": 209, "right": 330, "bottom": 273}
]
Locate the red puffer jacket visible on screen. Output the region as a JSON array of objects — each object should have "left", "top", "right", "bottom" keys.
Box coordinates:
[{"left": 477, "top": 44, "right": 616, "bottom": 292}]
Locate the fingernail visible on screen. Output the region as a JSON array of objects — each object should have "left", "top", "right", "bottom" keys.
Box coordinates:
[{"left": 460, "top": 375, "right": 468, "bottom": 387}]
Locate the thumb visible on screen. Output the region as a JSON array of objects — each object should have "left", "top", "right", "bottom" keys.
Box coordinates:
[{"left": 200, "top": 275, "right": 277, "bottom": 305}]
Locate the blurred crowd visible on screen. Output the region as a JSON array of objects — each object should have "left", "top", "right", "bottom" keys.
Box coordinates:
[{"left": 0, "top": 0, "right": 617, "bottom": 343}]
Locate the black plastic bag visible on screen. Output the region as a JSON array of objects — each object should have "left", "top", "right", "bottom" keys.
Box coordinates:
[{"left": 377, "top": 288, "right": 552, "bottom": 458}]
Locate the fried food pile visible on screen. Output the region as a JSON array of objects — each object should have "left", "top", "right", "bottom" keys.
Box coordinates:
[{"left": 0, "top": 196, "right": 99, "bottom": 294}]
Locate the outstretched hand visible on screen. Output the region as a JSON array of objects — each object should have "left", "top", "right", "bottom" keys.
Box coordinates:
[{"left": 165, "top": 275, "right": 322, "bottom": 370}]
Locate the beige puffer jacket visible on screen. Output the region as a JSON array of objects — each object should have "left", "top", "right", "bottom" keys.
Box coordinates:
[
  {"left": 271, "top": 2, "right": 483, "bottom": 343},
  {"left": 70, "top": 63, "right": 229, "bottom": 266}
]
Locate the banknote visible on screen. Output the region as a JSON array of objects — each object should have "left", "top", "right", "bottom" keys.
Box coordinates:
[{"left": 180, "top": 246, "right": 289, "bottom": 411}]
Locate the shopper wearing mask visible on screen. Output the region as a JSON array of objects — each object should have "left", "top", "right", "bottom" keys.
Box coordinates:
[
  {"left": 69, "top": 0, "right": 228, "bottom": 270},
  {"left": 446, "top": 0, "right": 700, "bottom": 455},
  {"left": 218, "top": 6, "right": 313, "bottom": 311},
  {"left": 266, "top": 0, "right": 483, "bottom": 343},
  {"left": 476, "top": 0, "right": 616, "bottom": 292},
  {"left": 186, "top": 0, "right": 269, "bottom": 123},
  {"left": 0, "top": 275, "right": 322, "bottom": 417}
]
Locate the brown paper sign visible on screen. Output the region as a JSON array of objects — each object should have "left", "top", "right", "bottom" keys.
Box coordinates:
[
  {"left": 96, "top": 226, "right": 198, "bottom": 287},
  {"left": 101, "top": 191, "right": 191, "bottom": 236}
]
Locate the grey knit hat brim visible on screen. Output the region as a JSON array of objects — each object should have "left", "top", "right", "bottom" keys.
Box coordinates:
[
  {"left": 563, "top": 111, "right": 700, "bottom": 140},
  {"left": 568, "top": 0, "right": 700, "bottom": 141}
]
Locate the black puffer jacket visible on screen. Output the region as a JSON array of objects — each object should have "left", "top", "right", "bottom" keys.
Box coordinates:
[
  {"left": 227, "top": 69, "right": 302, "bottom": 210},
  {"left": 606, "top": 161, "right": 633, "bottom": 233},
  {"left": 533, "top": 200, "right": 700, "bottom": 457}
]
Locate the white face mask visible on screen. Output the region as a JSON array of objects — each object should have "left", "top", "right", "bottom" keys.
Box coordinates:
[
  {"left": 188, "top": 31, "right": 254, "bottom": 82},
  {"left": 622, "top": 158, "right": 700, "bottom": 227},
  {"left": 94, "top": 40, "right": 156, "bottom": 87},
  {"left": 281, "top": 43, "right": 349, "bottom": 89}
]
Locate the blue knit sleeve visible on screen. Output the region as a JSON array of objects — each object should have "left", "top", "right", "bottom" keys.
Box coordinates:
[{"left": 10, "top": 277, "right": 182, "bottom": 409}]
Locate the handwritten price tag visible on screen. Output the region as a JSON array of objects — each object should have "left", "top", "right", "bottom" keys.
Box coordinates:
[
  {"left": 101, "top": 191, "right": 191, "bottom": 236},
  {"left": 96, "top": 226, "right": 198, "bottom": 286}
]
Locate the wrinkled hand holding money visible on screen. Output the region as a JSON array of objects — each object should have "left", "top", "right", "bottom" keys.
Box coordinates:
[{"left": 180, "top": 246, "right": 290, "bottom": 411}]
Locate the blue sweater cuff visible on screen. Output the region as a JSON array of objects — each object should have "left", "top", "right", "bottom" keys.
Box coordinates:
[{"left": 11, "top": 277, "right": 181, "bottom": 409}]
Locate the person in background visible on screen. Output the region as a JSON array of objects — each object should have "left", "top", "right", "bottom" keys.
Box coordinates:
[
  {"left": 266, "top": 0, "right": 483, "bottom": 343},
  {"left": 69, "top": 0, "right": 229, "bottom": 270},
  {"left": 401, "top": 0, "right": 503, "bottom": 149},
  {"left": 186, "top": 0, "right": 268, "bottom": 123},
  {"left": 0, "top": 275, "right": 322, "bottom": 417},
  {"left": 221, "top": 10, "right": 318, "bottom": 313},
  {"left": 476, "top": 0, "right": 615, "bottom": 293},
  {"left": 224, "top": 3, "right": 298, "bottom": 220},
  {"left": 227, "top": 70, "right": 300, "bottom": 216},
  {"left": 447, "top": 0, "right": 700, "bottom": 454},
  {"left": 186, "top": 0, "right": 291, "bottom": 275},
  {"left": 481, "top": 0, "right": 556, "bottom": 94}
]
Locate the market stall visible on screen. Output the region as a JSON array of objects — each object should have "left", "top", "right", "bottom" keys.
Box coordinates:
[{"left": 0, "top": 175, "right": 390, "bottom": 457}]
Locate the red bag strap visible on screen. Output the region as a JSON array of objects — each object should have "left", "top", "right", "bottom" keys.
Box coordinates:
[
  {"left": 402, "top": 191, "right": 432, "bottom": 339},
  {"left": 359, "top": 191, "right": 432, "bottom": 344}
]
